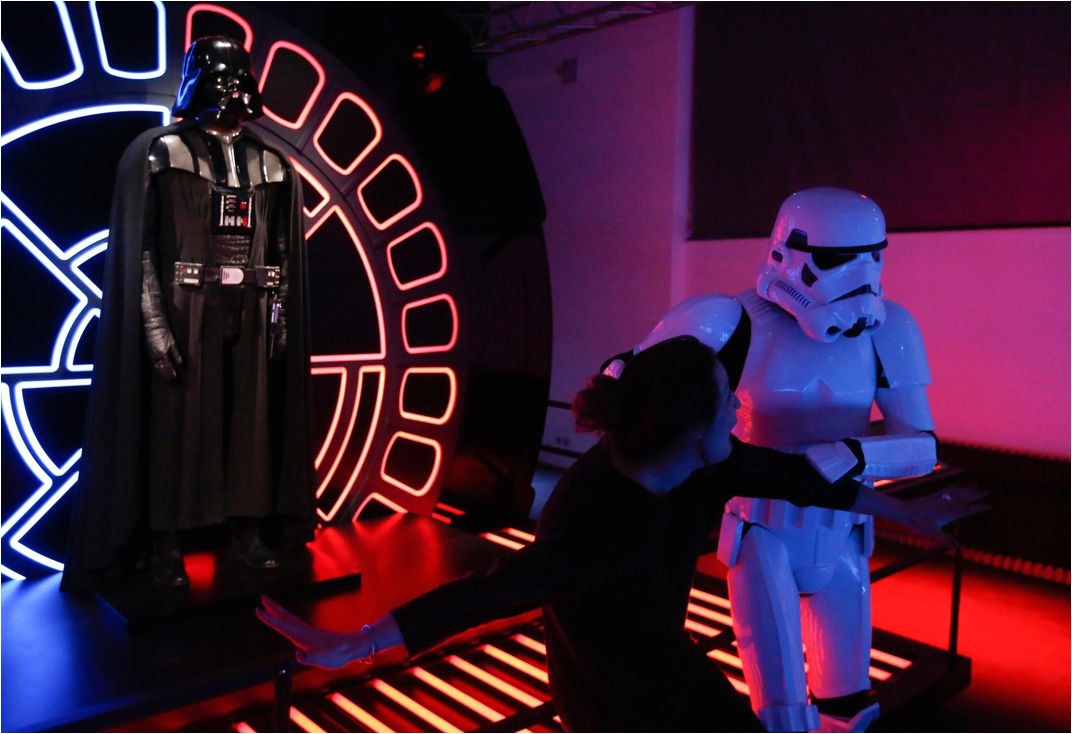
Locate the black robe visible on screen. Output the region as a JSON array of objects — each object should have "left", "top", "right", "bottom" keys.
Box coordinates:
[{"left": 61, "top": 121, "right": 314, "bottom": 591}]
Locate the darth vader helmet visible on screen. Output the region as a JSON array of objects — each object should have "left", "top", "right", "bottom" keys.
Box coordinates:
[{"left": 172, "top": 36, "right": 262, "bottom": 124}]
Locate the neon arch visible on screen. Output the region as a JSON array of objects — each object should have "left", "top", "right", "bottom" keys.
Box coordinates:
[
  {"left": 387, "top": 222, "right": 448, "bottom": 291},
  {"left": 399, "top": 368, "right": 458, "bottom": 426},
  {"left": 312, "top": 92, "right": 384, "bottom": 176},
  {"left": 260, "top": 41, "right": 326, "bottom": 130},
  {"left": 90, "top": 1, "right": 167, "bottom": 80},
  {"left": 380, "top": 431, "right": 443, "bottom": 497},
  {"left": 0, "top": 1, "right": 83, "bottom": 90},
  {"left": 184, "top": 3, "right": 253, "bottom": 50},
  {"left": 357, "top": 154, "right": 424, "bottom": 231}
]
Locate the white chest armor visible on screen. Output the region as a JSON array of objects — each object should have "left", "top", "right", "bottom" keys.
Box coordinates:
[
  {"left": 735, "top": 289, "right": 877, "bottom": 450},
  {"left": 726, "top": 289, "right": 873, "bottom": 534}
]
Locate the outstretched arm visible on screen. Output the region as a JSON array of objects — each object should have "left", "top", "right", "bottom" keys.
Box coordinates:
[
  {"left": 256, "top": 596, "right": 406, "bottom": 670},
  {"left": 848, "top": 483, "right": 988, "bottom": 546}
]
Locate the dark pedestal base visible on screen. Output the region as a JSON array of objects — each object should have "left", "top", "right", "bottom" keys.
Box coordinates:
[{"left": 94, "top": 525, "right": 363, "bottom": 628}]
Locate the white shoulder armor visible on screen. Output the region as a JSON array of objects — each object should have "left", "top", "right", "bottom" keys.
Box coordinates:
[
  {"left": 871, "top": 300, "right": 930, "bottom": 387},
  {"left": 636, "top": 293, "right": 743, "bottom": 352}
]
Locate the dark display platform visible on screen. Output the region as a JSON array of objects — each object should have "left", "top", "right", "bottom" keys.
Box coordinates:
[
  {"left": 1, "top": 515, "right": 514, "bottom": 733},
  {"left": 94, "top": 527, "right": 363, "bottom": 628}
]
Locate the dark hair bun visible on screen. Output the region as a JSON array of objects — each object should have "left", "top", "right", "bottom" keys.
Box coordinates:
[
  {"left": 573, "top": 336, "right": 720, "bottom": 461},
  {"left": 573, "top": 374, "right": 626, "bottom": 433}
]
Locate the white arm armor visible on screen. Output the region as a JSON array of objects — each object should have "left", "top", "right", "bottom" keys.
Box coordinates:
[
  {"left": 604, "top": 293, "right": 743, "bottom": 378},
  {"left": 805, "top": 431, "right": 937, "bottom": 482},
  {"left": 806, "top": 301, "right": 937, "bottom": 482}
]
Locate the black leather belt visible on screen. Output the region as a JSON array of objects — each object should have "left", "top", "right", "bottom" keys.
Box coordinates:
[{"left": 175, "top": 262, "right": 281, "bottom": 288}]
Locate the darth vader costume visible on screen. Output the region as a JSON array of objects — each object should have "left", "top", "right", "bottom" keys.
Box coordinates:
[{"left": 61, "top": 37, "right": 314, "bottom": 592}]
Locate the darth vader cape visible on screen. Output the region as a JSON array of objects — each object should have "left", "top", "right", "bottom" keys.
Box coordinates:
[{"left": 61, "top": 120, "right": 315, "bottom": 591}]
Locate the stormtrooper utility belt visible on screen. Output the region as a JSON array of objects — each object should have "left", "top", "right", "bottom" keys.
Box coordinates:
[{"left": 175, "top": 262, "right": 281, "bottom": 289}]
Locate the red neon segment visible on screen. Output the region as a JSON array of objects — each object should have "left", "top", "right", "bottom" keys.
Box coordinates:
[
  {"left": 401, "top": 294, "right": 458, "bottom": 355},
  {"left": 684, "top": 618, "right": 722, "bottom": 637},
  {"left": 289, "top": 158, "right": 331, "bottom": 219},
  {"left": 312, "top": 93, "right": 383, "bottom": 175},
  {"left": 305, "top": 206, "right": 386, "bottom": 362},
  {"left": 355, "top": 491, "right": 408, "bottom": 519},
  {"left": 329, "top": 692, "right": 394, "bottom": 733},
  {"left": 371, "top": 679, "right": 462, "bottom": 733},
  {"left": 687, "top": 601, "right": 734, "bottom": 627},
  {"left": 503, "top": 527, "right": 536, "bottom": 543},
  {"left": 512, "top": 634, "right": 546, "bottom": 655},
  {"left": 481, "top": 644, "right": 549, "bottom": 684},
  {"left": 185, "top": 5, "right": 253, "bottom": 51},
  {"left": 436, "top": 502, "right": 465, "bottom": 516},
  {"left": 480, "top": 533, "right": 525, "bottom": 551},
  {"left": 432, "top": 513, "right": 453, "bottom": 524},
  {"left": 869, "top": 666, "right": 892, "bottom": 682},
  {"left": 689, "top": 586, "right": 732, "bottom": 610},
  {"left": 399, "top": 367, "right": 457, "bottom": 425},
  {"left": 708, "top": 648, "right": 743, "bottom": 670},
  {"left": 289, "top": 706, "right": 325, "bottom": 733},
  {"left": 446, "top": 655, "right": 544, "bottom": 708},
  {"left": 411, "top": 667, "right": 506, "bottom": 722},
  {"left": 870, "top": 648, "right": 912, "bottom": 669},
  {"left": 234, "top": 723, "right": 256, "bottom": 733},
  {"left": 316, "top": 366, "right": 385, "bottom": 522},
  {"left": 260, "top": 41, "right": 326, "bottom": 130},
  {"left": 380, "top": 431, "right": 442, "bottom": 496},
  {"left": 310, "top": 366, "right": 346, "bottom": 470},
  {"left": 387, "top": 223, "right": 447, "bottom": 291},
  {"left": 357, "top": 154, "right": 423, "bottom": 230}
]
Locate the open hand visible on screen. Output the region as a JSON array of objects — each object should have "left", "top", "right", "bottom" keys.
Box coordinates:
[
  {"left": 256, "top": 595, "right": 369, "bottom": 669},
  {"left": 895, "top": 484, "right": 989, "bottom": 547}
]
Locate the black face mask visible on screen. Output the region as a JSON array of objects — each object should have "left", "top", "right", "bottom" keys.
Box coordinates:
[{"left": 172, "top": 36, "right": 263, "bottom": 123}]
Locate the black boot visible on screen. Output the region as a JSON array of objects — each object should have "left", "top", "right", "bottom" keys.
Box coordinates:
[
  {"left": 230, "top": 518, "right": 279, "bottom": 569},
  {"left": 150, "top": 531, "right": 189, "bottom": 587}
]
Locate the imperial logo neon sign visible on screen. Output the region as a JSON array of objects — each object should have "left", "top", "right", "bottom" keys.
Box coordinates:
[{"left": 1, "top": 2, "right": 464, "bottom": 578}]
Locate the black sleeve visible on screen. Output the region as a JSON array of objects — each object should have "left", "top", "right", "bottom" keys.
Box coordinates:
[
  {"left": 394, "top": 455, "right": 616, "bottom": 655},
  {"left": 704, "top": 437, "right": 860, "bottom": 509},
  {"left": 391, "top": 526, "right": 587, "bottom": 655}
]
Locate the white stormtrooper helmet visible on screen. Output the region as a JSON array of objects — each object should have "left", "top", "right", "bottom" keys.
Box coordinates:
[{"left": 756, "top": 187, "right": 887, "bottom": 342}]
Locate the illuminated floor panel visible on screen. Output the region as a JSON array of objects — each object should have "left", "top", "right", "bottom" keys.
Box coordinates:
[{"left": 194, "top": 569, "right": 963, "bottom": 733}]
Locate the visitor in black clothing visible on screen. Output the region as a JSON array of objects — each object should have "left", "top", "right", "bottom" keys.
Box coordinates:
[{"left": 257, "top": 336, "right": 982, "bottom": 732}]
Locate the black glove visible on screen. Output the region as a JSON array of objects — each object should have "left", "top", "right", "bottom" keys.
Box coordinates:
[{"left": 141, "top": 251, "right": 182, "bottom": 382}]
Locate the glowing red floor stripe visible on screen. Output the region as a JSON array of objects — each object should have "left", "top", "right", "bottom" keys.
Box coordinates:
[
  {"left": 503, "top": 527, "right": 536, "bottom": 543},
  {"left": 371, "top": 678, "right": 462, "bottom": 732},
  {"left": 233, "top": 723, "right": 256, "bottom": 733},
  {"left": 446, "top": 655, "right": 544, "bottom": 708},
  {"left": 689, "top": 587, "right": 732, "bottom": 610},
  {"left": 728, "top": 676, "right": 750, "bottom": 695},
  {"left": 289, "top": 706, "right": 325, "bottom": 733},
  {"left": 512, "top": 633, "right": 546, "bottom": 655},
  {"left": 412, "top": 667, "right": 506, "bottom": 722},
  {"left": 480, "top": 533, "right": 525, "bottom": 551},
  {"left": 870, "top": 648, "right": 912, "bottom": 669},
  {"left": 869, "top": 666, "right": 893, "bottom": 682},
  {"left": 432, "top": 513, "right": 453, "bottom": 524},
  {"left": 708, "top": 648, "right": 743, "bottom": 669},
  {"left": 436, "top": 502, "right": 465, "bottom": 516},
  {"left": 329, "top": 692, "right": 394, "bottom": 733},
  {"left": 684, "top": 618, "right": 722, "bottom": 637},
  {"left": 480, "top": 644, "right": 549, "bottom": 684},
  {"left": 687, "top": 601, "right": 734, "bottom": 627}
]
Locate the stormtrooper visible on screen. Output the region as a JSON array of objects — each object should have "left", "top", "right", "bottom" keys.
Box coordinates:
[
  {"left": 613, "top": 187, "right": 937, "bottom": 732},
  {"left": 62, "top": 37, "right": 314, "bottom": 592}
]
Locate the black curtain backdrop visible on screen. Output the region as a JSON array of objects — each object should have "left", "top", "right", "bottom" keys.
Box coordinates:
[{"left": 691, "top": 2, "right": 1070, "bottom": 238}]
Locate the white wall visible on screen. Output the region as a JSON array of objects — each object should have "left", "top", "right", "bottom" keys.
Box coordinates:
[{"left": 490, "top": 7, "right": 1071, "bottom": 462}]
